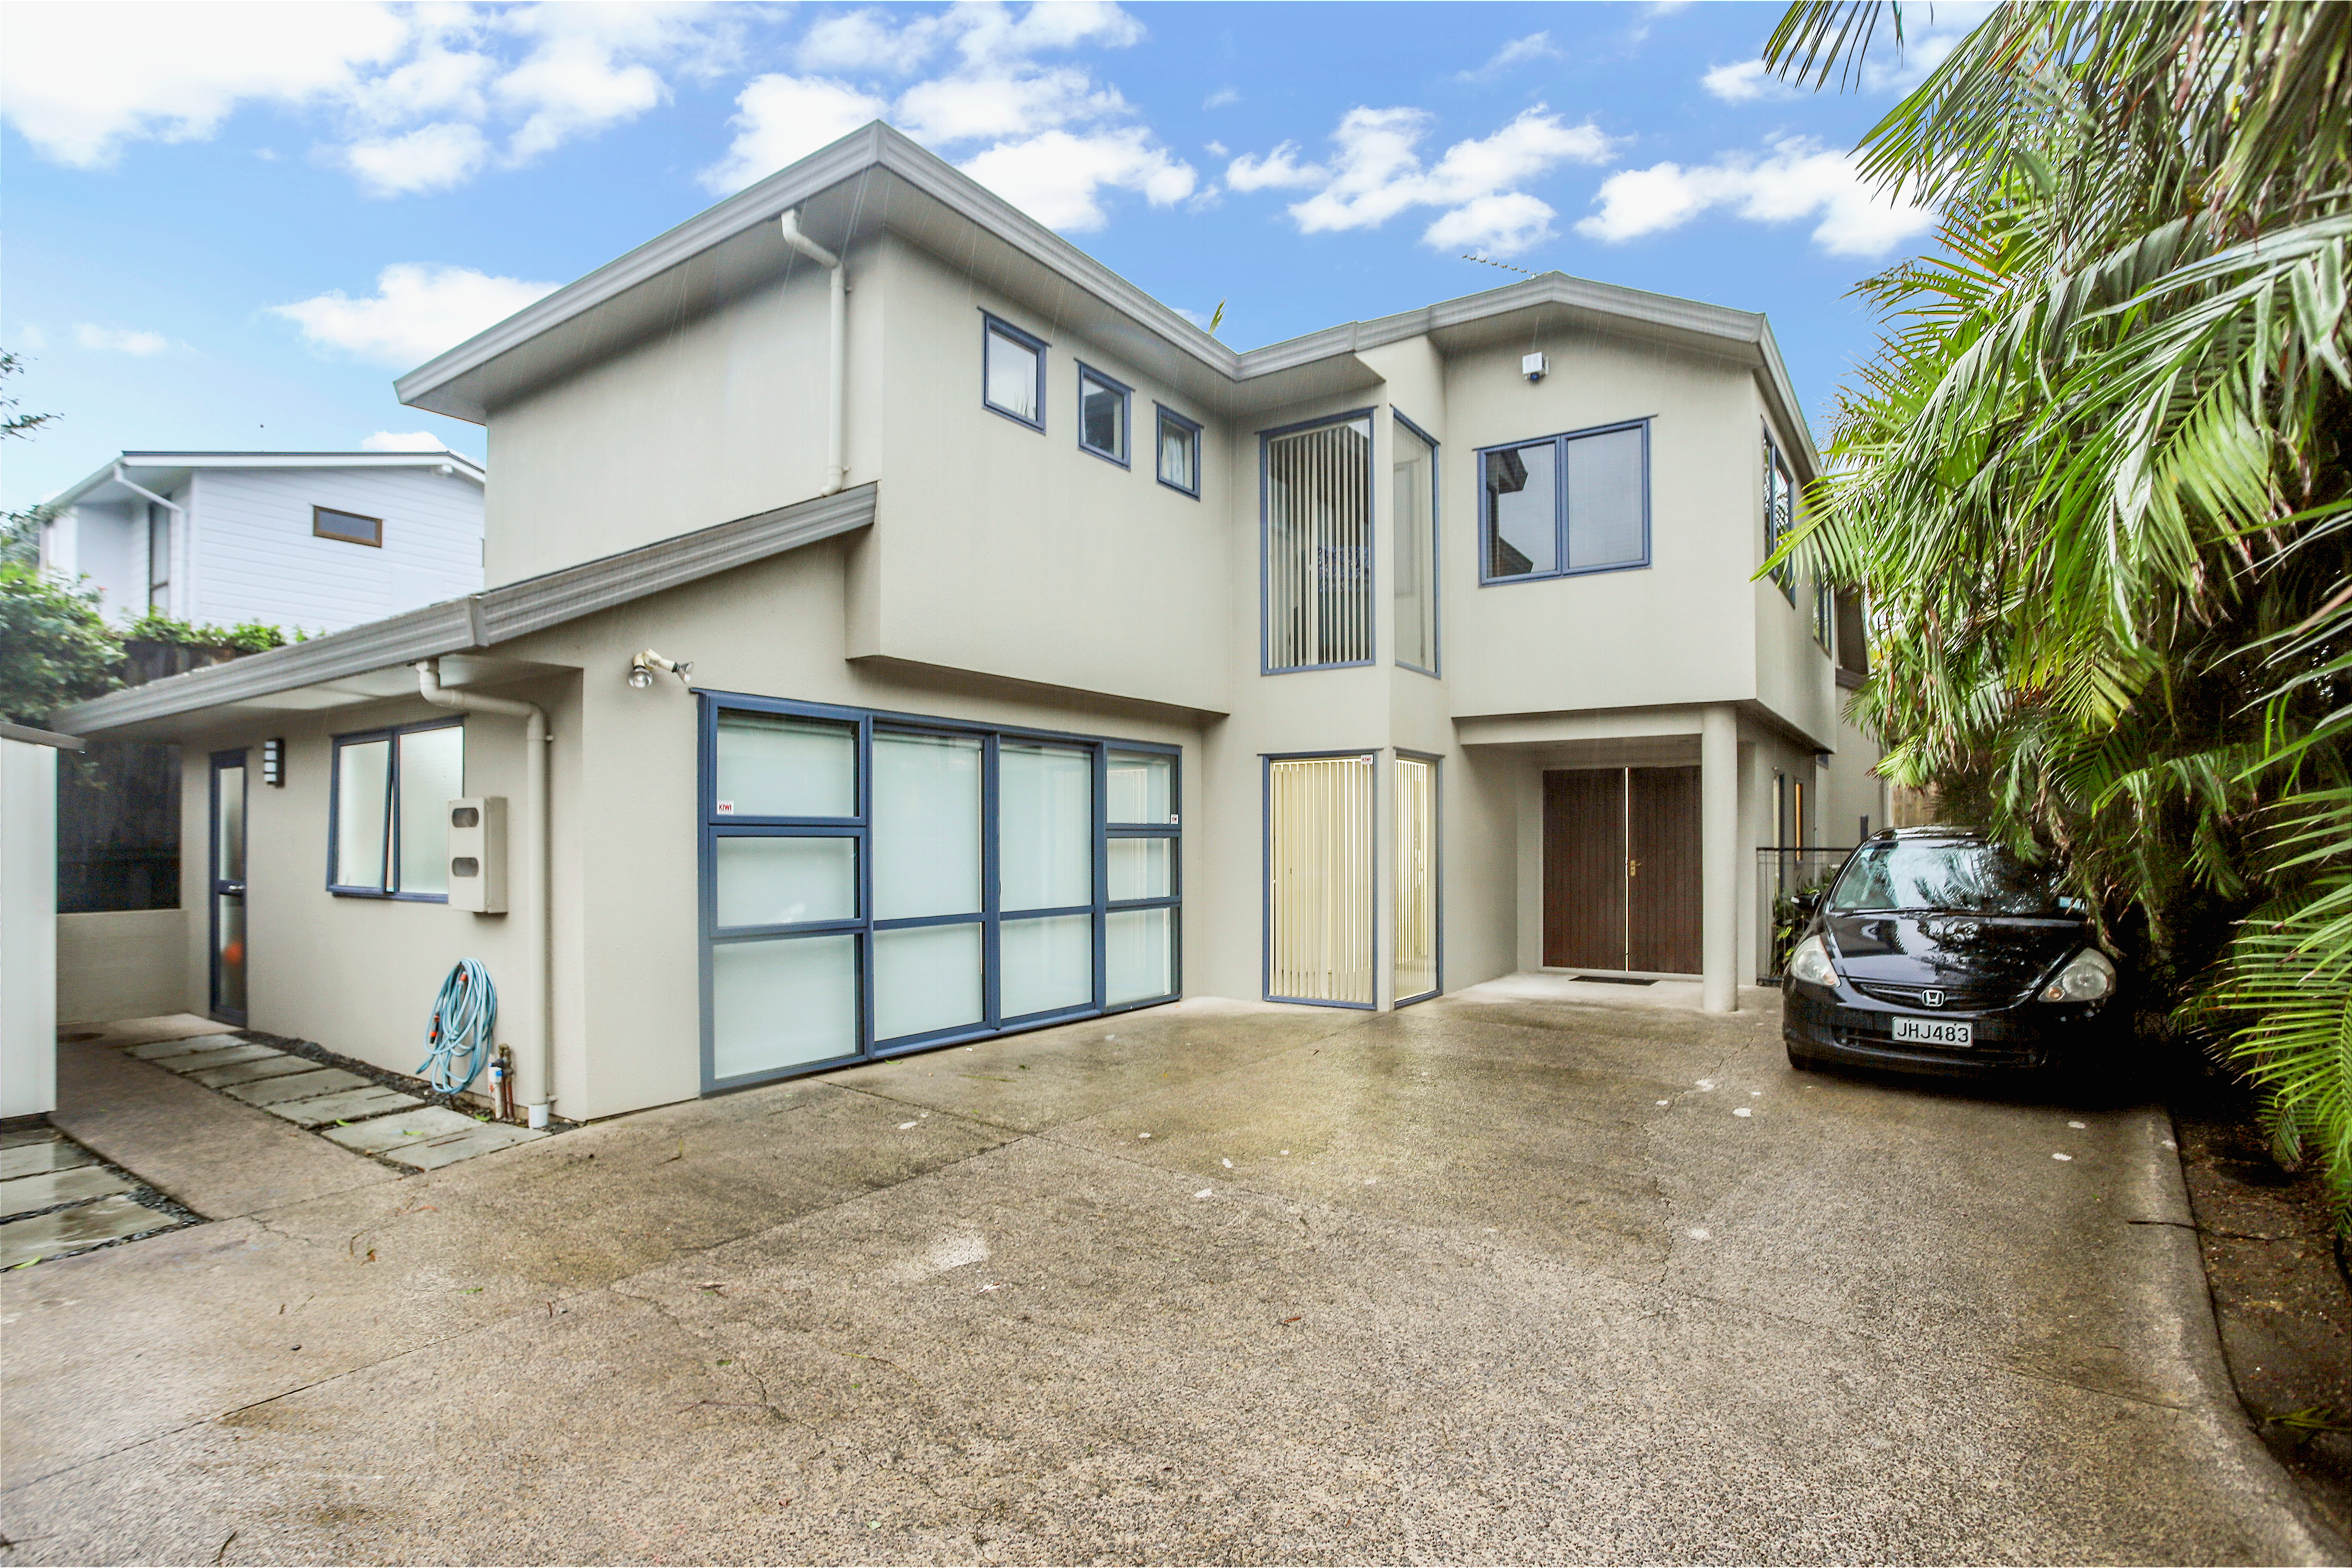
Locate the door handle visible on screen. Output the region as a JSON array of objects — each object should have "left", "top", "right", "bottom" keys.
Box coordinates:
[
  {"left": 221, "top": 882, "right": 246, "bottom": 895},
  {"left": 1627, "top": 859, "right": 1640, "bottom": 879}
]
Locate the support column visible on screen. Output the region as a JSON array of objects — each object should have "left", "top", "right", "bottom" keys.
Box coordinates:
[{"left": 1701, "top": 705, "right": 1738, "bottom": 1013}]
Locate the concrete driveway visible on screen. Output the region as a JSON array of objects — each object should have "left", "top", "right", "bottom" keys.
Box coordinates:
[{"left": 2, "top": 987, "right": 2336, "bottom": 1564}]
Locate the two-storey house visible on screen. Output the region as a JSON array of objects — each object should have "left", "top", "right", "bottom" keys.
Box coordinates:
[
  {"left": 52, "top": 125, "right": 1879, "bottom": 1128},
  {"left": 40, "top": 449, "right": 486, "bottom": 633}
]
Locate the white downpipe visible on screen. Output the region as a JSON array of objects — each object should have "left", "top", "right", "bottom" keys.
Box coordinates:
[
  {"left": 414, "top": 659, "right": 554, "bottom": 1127},
  {"left": 111, "top": 466, "right": 184, "bottom": 516},
  {"left": 778, "top": 209, "right": 846, "bottom": 495}
]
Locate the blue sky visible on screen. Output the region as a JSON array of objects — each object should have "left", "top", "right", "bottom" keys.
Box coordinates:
[{"left": 1, "top": 0, "right": 1981, "bottom": 512}]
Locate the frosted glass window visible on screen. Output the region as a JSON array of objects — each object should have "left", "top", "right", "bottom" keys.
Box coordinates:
[
  {"left": 716, "top": 837, "right": 855, "bottom": 928},
  {"left": 712, "top": 935, "right": 858, "bottom": 1079},
  {"left": 1000, "top": 743, "right": 1092, "bottom": 910},
  {"left": 1394, "top": 420, "right": 1437, "bottom": 672},
  {"left": 1106, "top": 907, "right": 1174, "bottom": 1005},
  {"left": 873, "top": 732, "right": 982, "bottom": 918},
  {"left": 215, "top": 760, "right": 246, "bottom": 882},
  {"left": 1107, "top": 752, "right": 1173, "bottom": 824},
  {"left": 715, "top": 711, "right": 855, "bottom": 819},
  {"left": 1079, "top": 369, "right": 1127, "bottom": 462},
  {"left": 334, "top": 739, "right": 389, "bottom": 889},
  {"left": 985, "top": 321, "right": 1043, "bottom": 426},
  {"left": 1108, "top": 837, "right": 1171, "bottom": 901},
  {"left": 874, "top": 922, "right": 983, "bottom": 1039},
  {"left": 396, "top": 725, "right": 463, "bottom": 897},
  {"left": 1001, "top": 913, "right": 1092, "bottom": 1017},
  {"left": 1485, "top": 442, "right": 1555, "bottom": 578},
  {"left": 1566, "top": 425, "right": 1645, "bottom": 570}
]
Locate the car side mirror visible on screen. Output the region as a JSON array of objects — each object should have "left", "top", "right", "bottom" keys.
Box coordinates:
[{"left": 1792, "top": 888, "right": 1824, "bottom": 914}]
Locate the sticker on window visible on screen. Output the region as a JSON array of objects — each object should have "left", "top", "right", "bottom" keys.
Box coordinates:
[{"left": 716, "top": 800, "right": 735, "bottom": 815}]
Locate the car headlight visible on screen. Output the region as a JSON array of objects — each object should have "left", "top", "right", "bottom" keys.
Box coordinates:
[
  {"left": 1787, "top": 933, "right": 1838, "bottom": 988},
  {"left": 2040, "top": 948, "right": 2116, "bottom": 1004}
]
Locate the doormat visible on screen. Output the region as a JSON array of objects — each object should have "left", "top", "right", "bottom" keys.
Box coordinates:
[{"left": 1571, "top": 975, "right": 1657, "bottom": 986}]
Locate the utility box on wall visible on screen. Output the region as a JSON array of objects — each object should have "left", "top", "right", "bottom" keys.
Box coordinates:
[{"left": 446, "top": 797, "right": 508, "bottom": 914}]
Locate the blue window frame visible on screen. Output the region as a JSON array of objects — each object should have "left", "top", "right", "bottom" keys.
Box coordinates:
[
  {"left": 1477, "top": 417, "right": 1652, "bottom": 586},
  {"left": 1763, "top": 422, "right": 1796, "bottom": 602},
  {"left": 327, "top": 716, "right": 463, "bottom": 900},
  {"left": 1261, "top": 409, "right": 1377, "bottom": 674},
  {"left": 1393, "top": 410, "right": 1440, "bottom": 676},
  {"left": 1077, "top": 363, "right": 1131, "bottom": 467},
  {"left": 982, "top": 312, "right": 1047, "bottom": 431},
  {"left": 1155, "top": 404, "right": 1202, "bottom": 498},
  {"left": 698, "top": 693, "right": 1181, "bottom": 1095}
]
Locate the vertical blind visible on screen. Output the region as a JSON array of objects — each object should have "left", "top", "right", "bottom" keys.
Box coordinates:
[
  {"left": 1394, "top": 757, "right": 1436, "bottom": 1001},
  {"left": 1267, "top": 755, "right": 1376, "bottom": 1005},
  {"left": 1265, "top": 418, "right": 1374, "bottom": 670}
]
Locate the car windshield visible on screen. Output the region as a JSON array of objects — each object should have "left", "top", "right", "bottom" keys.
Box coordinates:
[{"left": 1825, "top": 839, "right": 2069, "bottom": 916}]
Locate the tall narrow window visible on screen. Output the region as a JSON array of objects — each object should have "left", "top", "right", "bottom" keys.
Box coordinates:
[
  {"left": 1480, "top": 420, "right": 1649, "bottom": 583},
  {"left": 1393, "top": 416, "right": 1438, "bottom": 674},
  {"left": 329, "top": 719, "right": 463, "bottom": 897},
  {"left": 1812, "top": 579, "right": 1835, "bottom": 650},
  {"left": 1264, "top": 415, "right": 1374, "bottom": 671},
  {"left": 1763, "top": 426, "right": 1795, "bottom": 599},
  {"left": 1394, "top": 756, "right": 1438, "bottom": 1004},
  {"left": 146, "top": 502, "right": 170, "bottom": 612},
  {"left": 1077, "top": 365, "right": 1130, "bottom": 466},
  {"left": 1156, "top": 406, "right": 1201, "bottom": 497},
  {"left": 983, "top": 314, "right": 1046, "bottom": 430},
  {"left": 1266, "top": 753, "right": 1376, "bottom": 1006}
]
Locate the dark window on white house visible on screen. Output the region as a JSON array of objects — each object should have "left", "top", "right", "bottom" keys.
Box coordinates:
[
  {"left": 1078, "top": 365, "right": 1130, "bottom": 465},
  {"left": 983, "top": 315, "right": 1046, "bottom": 430},
  {"left": 314, "top": 505, "right": 383, "bottom": 547},
  {"left": 1156, "top": 406, "right": 1201, "bottom": 497},
  {"left": 1479, "top": 420, "right": 1648, "bottom": 583}
]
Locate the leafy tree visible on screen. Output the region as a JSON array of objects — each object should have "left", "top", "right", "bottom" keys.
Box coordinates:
[
  {"left": 0, "top": 566, "right": 122, "bottom": 726},
  {"left": 1767, "top": 4, "right": 2352, "bottom": 1202},
  {"left": 119, "top": 612, "right": 297, "bottom": 653},
  {"left": 0, "top": 349, "right": 55, "bottom": 441}
]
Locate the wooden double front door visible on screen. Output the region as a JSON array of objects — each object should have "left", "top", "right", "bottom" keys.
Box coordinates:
[{"left": 1542, "top": 766, "right": 1702, "bottom": 974}]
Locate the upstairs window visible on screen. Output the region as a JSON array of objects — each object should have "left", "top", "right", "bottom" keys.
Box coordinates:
[
  {"left": 1263, "top": 413, "right": 1374, "bottom": 672},
  {"left": 331, "top": 718, "right": 463, "bottom": 898},
  {"left": 1077, "top": 364, "right": 1130, "bottom": 466},
  {"left": 314, "top": 505, "right": 383, "bottom": 547},
  {"left": 1813, "top": 580, "right": 1835, "bottom": 650},
  {"left": 1156, "top": 405, "right": 1201, "bottom": 497},
  {"left": 1393, "top": 414, "right": 1438, "bottom": 674},
  {"left": 983, "top": 314, "right": 1046, "bottom": 430},
  {"left": 1763, "top": 426, "right": 1795, "bottom": 600},
  {"left": 1479, "top": 420, "right": 1648, "bottom": 584}
]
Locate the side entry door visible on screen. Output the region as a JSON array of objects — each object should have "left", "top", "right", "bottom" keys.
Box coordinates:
[{"left": 210, "top": 750, "right": 248, "bottom": 1023}]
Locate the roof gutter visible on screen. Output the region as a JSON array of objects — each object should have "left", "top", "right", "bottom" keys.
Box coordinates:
[{"left": 778, "top": 209, "right": 847, "bottom": 496}]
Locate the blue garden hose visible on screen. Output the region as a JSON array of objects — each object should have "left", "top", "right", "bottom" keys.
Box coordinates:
[{"left": 419, "top": 959, "right": 498, "bottom": 1096}]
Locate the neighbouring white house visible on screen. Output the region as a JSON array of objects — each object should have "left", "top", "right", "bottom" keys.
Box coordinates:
[
  {"left": 38, "top": 449, "right": 486, "bottom": 635},
  {"left": 50, "top": 124, "right": 1885, "bottom": 1129}
]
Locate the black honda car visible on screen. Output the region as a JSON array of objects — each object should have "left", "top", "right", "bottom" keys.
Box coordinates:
[{"left": 1781, "top": 828, "right": 2122, "bottom": 1078}]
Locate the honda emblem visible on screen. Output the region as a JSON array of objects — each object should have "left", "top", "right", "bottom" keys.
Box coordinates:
[{"left": 1923, "top": 989, "right": 1945, "bottom": 1008}]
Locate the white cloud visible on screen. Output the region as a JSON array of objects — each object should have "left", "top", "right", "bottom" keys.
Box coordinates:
[
  {"left": 1701, "top": 61, "right": 1794, "bottom": 103},
  {"left": 1, "top": 1, "right": 731, "bottom": 197},
  {"left": 341, "top": 122, "right": 490, "bottom": 198},
  {"left": 74, "top": 324, "right": 170, "bottom": 356},
  {"left": 17, "top": 325, "right": 49, "bottom": 353},
  {"left": 707, "top": 2, "right": 1189, "bottom": 229},
  {"left": 1458, "top": 32, "right": 1561, "bottom": 82},
  {"left": 1577, "top": 136, "right": 1938, "bottom": 256},
  {"left": 1235, "top": 106, "right": 1617, "bottom": 255},
  {"left": 958, "top": 125, "right": 1193, "bottom": 230},
  {"left": 270, "top": 263, "right": 558, "bottom": 368},
  {"left": 1203, "top": 87, "right": 1238, "bottom": 110},
  {"left": 361, "top": 431, "right": 448, "bottom": 452},
  {"left": 701, "top": 75, "right": 889, "bottom": 192}
]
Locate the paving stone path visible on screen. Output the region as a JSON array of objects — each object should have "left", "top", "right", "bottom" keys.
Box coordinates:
[
  {"left": 0, "top": 1128, "right": 192, "bottom": 1268},
  {"left": 121, "top": 1033, "right": 548, "bottom": 1170}
]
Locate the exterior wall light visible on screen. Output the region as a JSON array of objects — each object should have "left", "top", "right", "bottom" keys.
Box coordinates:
[
  {"left": 629, "top": 649, "right": 693, "bottom": 689},
  {"left": 1521, "top": 352, "right": 1550, "bottom": 383}
]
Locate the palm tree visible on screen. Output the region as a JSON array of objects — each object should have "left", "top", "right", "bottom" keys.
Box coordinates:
[{"left": 1769, "top": 3, "right": 2352, "bottom": 1197}]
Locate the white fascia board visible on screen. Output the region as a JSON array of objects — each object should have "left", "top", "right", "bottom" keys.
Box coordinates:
[
  {"left": 393, "top": 120, "right": 1821, "bottom": 441},
  {"left": 120, "top": 451, "right": 488, "bottom": 484}
]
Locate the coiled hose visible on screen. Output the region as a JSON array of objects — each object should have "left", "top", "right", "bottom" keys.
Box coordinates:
[{"left": 419, "top": 959, "right": 498, "bottom": 1096}]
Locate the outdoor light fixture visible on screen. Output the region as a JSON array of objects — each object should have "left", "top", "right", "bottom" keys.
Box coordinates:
[
  {"left": 629, "top": 649, "right": 693, "bottom": 690},
  {"left": 1521, "top": 352, "right": 1550, "bottom": 383},
  {"left": 262, "top": 737, "right": 285, "bottom": 786}
]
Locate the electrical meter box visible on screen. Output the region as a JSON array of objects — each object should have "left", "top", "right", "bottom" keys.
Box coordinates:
[{"left": 446, "top": 797, "right": 508, "bottom": 913}]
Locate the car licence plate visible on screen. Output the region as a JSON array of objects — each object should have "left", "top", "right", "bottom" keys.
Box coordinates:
[{"left": 1893, "top": 1016, "right": 1972, "bottom": 1048}]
